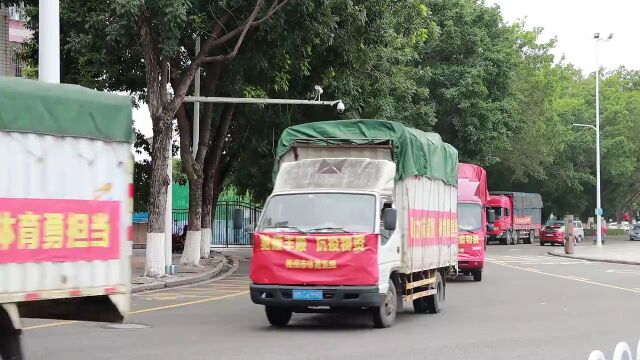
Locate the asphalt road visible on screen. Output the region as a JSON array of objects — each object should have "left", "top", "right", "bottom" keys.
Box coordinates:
[{"left": 21, "top": 241, "right": 640, "bottom": 360}]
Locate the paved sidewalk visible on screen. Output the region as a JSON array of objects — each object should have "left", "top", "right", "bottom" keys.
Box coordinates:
[
  {"left": 130, "top": 249, "right": 229, "bottom": 293},
  {"left": 548, "top": 235, "right": 640, "bottom": 265}
]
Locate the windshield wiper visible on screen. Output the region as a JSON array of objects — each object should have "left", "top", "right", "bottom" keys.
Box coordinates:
[
  {"left": 263, "top": 225, "right": 308, "bottom": 234},
  {"left": 304, "top": 226, "right": 350, "bottom": 233}
]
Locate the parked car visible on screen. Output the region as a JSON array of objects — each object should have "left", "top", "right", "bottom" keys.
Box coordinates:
[
  {"left": 630, "top": 224, "right": 640, "bottom": 241},
  {"left": 540, "top": 220, "right": 583, "bottom": 245}
]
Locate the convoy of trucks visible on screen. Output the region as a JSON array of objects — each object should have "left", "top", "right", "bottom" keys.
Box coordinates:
[
  {"left": 487, "top": 192, "right": 544, "bottom": 245},
  {"left": 0, "top": 78, "right": 132, "bottom": 358},
  {"left": 0, "top": 78, "right": 546, "bottom": 341}
]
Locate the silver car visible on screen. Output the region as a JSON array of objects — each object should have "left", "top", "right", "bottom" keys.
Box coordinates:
[{"left": 629, "top": 224, "right": 640, "bottom": 241}]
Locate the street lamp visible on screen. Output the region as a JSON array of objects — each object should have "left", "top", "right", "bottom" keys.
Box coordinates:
[{"left": 579, "top": 31, "right": 613, "bottom": 247}]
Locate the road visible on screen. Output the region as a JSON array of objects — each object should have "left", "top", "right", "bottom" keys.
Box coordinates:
[{"left": 22, "top": 241, "right": 640, "bottom": 360}]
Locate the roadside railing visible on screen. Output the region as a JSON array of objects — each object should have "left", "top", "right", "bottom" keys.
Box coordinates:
[{"left": 588, "top": 339, "right": 640, "bottom": 360}]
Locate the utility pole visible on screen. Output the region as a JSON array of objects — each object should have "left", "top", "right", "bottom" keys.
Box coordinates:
[{"left": 38, "top": 0, "right": 60, "bottom": 83}]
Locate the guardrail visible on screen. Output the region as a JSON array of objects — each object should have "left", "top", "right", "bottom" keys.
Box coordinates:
[{"left": 588, "top": 340, "right": 640, "bottom": 360}]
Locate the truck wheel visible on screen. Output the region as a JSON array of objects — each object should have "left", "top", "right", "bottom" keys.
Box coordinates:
[
  {"left": 502, "top": 232, "right": 510, "bottom": 245},
  {"left": 540, "top": 241, "right": 545, "bottom": 246},
  {"left": 472, "top": 270, "right": 482, "bottom": 282},
  {"left": 426, "top": 272, "right": 444, "bottom": 314},
  {"left": 0, "top": 332, "right": 23, "bottom": 360},
  {"left": 372, "top": 280, "right": 397, "bottom": 328},
  {"left": 527, "top": 231, "right": 535, "bottom": 244},
  {"left": 511, "top": 231, "right": 518, "bottom": 245},
  {"left": 265, "top": 306, "right": 292, "bottom": 327}
]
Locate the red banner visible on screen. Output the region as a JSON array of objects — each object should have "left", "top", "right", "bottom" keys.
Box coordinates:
[
  {"left": 250, "top": 233, "right": 378, "bottom": 286},
  {"left": 0, "top": 198, "right": 120, "bottom": 264},
  {"left": 408, "top": 209, "right": 458, "bottom": 246},
  {"left": 457, "top": 232, "right": 484, "bottom": 264}
]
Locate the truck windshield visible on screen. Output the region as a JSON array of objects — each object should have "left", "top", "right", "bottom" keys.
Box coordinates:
[
  {"left": 458, "top": 203, "right": 482, "bottom": 231},
  {"left": 258, "top": 193, "right": 376, "bottom": 233}
]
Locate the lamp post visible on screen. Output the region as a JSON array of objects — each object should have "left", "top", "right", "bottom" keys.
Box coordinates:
[{"left": 589, "top": 32, "right": 612, "bottom": 246}]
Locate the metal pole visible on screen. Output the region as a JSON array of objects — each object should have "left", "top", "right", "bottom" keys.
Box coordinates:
[
  {"left": 192, "top": 38, "right": 201, "bottom": 157},
  {"left": 38, "top": 0, "right": 60, "bottom": 83},
  {"left": 595, "top": 39, "right": 603, "bottom": 247},
  {"left": 183, "top": 96, "right": 342, "bottom": 106},
  {"left": 165, "top": 126, "right": 174, "bottom": 272}
]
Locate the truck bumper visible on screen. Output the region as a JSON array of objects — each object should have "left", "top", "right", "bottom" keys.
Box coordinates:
[
  {"left": 458, "top": 260, "right": 483, "bottom": 270},
  {"left": 250, "top": 284, "right": 385, "bottom": 308}
]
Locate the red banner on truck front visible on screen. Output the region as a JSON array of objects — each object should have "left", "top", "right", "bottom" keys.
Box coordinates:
[
  {"left": 250, "top": 233, "right": 378, "bottom": 286},
  {"left": 0, "top": 198, "right": 120, "bottom": 264}
]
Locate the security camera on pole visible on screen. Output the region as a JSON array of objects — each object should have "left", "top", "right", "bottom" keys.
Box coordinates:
[{"left": 184, "top": 76, "right": 345, "bottom": 258}]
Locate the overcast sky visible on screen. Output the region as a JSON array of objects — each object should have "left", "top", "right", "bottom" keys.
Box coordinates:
[
  {"left": 491, "top": 0, "right": 640, "bottom": 72},
  {"left": 134, "top": 1, "right": 640, "bottom": 138}
]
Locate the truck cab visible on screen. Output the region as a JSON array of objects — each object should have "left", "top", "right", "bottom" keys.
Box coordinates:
[
  {"left": 487, "top": 195, "right": 514, "bottom": 245},
  {"left": 457, "top": 164, "right": 491, "bottom": 281}
]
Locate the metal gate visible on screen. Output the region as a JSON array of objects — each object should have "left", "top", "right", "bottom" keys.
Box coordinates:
[
  {"left": 171, "top": 201, "right": 261, "bottom": 248},
  {"left": 212, "top": 200, "right": 261, "bottom": 247}
]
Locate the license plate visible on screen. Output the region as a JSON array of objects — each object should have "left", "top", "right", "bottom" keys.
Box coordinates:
[{"left": 292, "top": 289, "right": 323, "bottom": 300}]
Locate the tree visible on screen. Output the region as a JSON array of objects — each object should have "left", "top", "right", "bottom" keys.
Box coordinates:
[{"left": 14, "top": 0, "right": 293, "bottom": 273}]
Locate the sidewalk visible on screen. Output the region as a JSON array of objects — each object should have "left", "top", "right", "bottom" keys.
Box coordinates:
[
  {"left": 548, "top": 235, "right": 640, "bottom": 265},
  {"left": 131, "top": 249, "right": 230, "bottom": 293}
]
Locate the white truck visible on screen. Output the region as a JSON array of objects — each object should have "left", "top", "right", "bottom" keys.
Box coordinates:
[
  {"left": 245, "top": 119, "right": 458, "bottom": 328},
  {"left": 0, "top": 78, "right": 132, "bottom": 358}
]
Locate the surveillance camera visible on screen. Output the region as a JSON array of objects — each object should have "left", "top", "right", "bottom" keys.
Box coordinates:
[
  {"left": 594, "top": 32, "right": 600, "bottom": 39},
  {"left": 336, "top": 101, "right": 345, "bottom": 113},
  {"left": 314, "top": 85, "right": 323, "bottom": 95}
]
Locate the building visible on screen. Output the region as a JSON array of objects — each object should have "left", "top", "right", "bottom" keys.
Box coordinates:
[{"left": 0, "top": 4, "right": 30, "bottom": 77}]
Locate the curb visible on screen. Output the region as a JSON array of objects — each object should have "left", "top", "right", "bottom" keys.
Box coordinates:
[
  {"left": 547, "top": 251, "right": 640, "bottom": 266},
  {"left": 132, "top": 255, "right": 228, "bottom": 293}
]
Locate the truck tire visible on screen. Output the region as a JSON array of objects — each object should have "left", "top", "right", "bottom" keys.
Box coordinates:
[
  {"left": 511, "top": 231, "right": 518, "bottom": 245},
  {"left": 426, "top": 272, "right": 444, "bottom": 314},
  {"left": 502, "top": 232, "right": 510, "bottom": 245},
  {"left": 472, "top": 270, "right": 482, "bottom": 282},
  {"left": 0, "top": 332, "right": 22, "bottom": 360},
  {"left": 372, "top": 280, "right": 397, "bottom": 328},
  {"left": 265, "top": 306, "right": 292, "bottom": 327},
  {"left": 526, "top": 231, "right": 535, "bottom": 244}
]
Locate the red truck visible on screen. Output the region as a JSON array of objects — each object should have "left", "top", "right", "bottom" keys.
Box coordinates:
[
  {"left": 457, "top": 163, "right": 493, "bottom": 281},
  {"left": 487, "top": 192, "right": 543, "bottom": 245}
]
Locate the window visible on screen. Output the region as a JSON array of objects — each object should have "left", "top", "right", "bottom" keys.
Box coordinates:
[
  {"left": 380, "top": 200, "right": 394, "bottom": 244},
  {"left": 258, "top": 193, "right": 376, "bottom": 233},
  {"left": 490, "top": 207, "right": 502, "bottom": 217},
  {"left": 505, "top": 208, "right": 510, "bottom": 217},
  {"left": 458, "top": 203, "right": 482, "bottom": 231}
]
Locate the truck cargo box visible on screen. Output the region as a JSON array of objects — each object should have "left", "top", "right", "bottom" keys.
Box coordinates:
[{"left": 0, "top": 77, "right": 132, "bottom": 324}]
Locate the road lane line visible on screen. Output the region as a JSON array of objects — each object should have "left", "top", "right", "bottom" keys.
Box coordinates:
[
  {"left": 128, "top": 291, "right": 249, "bottom": 315},
  {"left": 24, "top": 321, "right": 79, "bottom": 330},
  {"left": 489, "top": 261, "right": 640, "bottom": 294},
  {"left": 24, "top": 290, "right": 249, "bottom": 331}
]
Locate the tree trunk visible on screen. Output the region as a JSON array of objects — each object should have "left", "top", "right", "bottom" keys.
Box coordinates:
[
  {"left": 144, "top": 116, "right": 171, "bottom": 277},
  {"left": 180, "top": 173, "right": 203, "bottom": 267}
]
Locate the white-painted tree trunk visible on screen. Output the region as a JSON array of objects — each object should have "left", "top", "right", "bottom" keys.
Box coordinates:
[
  {"left": 180, "top": 230, "right": 201, "bottom": 266},
  {"left": 145, "top": 233, "right": 166, "bottom": 277},
  {"left": 200, "top": 227, "right": 212, "bottom": 258}
]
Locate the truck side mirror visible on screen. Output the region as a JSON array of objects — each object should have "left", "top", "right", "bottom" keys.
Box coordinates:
[
  {"left": 232, "top": 209, "right": 244, "bottom": 230},
  {"left": 382, "top": 208, "right": 397, "bottom": 231},
  {"left": 487, "top": 223, "right": 495, "bottom": 232},
  {"left": 488, "top": 209, "right": 496, "bottom": 224}
]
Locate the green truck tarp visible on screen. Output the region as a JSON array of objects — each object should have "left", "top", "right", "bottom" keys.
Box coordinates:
[
  {"left": 0, "top": 77, "right": 131, "bottom": 142},
  {"left": 275, "top": 119, "right": 458, "bottom": 186}
]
